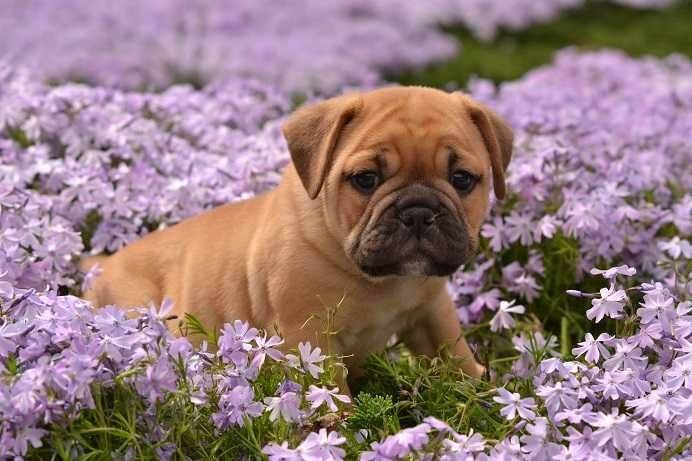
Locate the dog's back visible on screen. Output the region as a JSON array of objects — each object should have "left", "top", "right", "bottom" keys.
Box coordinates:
[{"left": 81, "top": 192, "right": 274, "bottom": 330}]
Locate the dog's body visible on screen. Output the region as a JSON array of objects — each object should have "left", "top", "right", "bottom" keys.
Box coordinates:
[{"left": 84, "top": 86, "right": 513, "bottom": 387}]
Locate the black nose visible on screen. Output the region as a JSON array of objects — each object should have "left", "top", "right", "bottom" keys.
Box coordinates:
[{"left": 399, "top": 206, "right": 436, "bottom": 236}]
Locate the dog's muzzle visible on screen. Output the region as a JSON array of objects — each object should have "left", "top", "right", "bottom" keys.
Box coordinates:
[{"left": 352, "top": 185, "right": 473, "bottom": 277}]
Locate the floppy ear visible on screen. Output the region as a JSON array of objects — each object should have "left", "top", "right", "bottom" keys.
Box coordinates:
[
  {"left": 282, "top": 94, "right": 363, "bottom": 199},
  {"left": 457, "top": 94, "right": 513, "bottom": 200}
]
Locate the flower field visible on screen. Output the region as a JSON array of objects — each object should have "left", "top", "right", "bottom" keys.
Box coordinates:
[{"left": 1, "top": 1, "right": 691, "bottom": 460}]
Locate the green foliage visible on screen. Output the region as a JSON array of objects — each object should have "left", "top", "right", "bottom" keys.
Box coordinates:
[
  {"left": 533, "top": 233, "right": 599, "bottom": 337},
  {"left": 79, "top": 210, "right": 102, "bottom": 253},
  {"left": 7, "top": 127, "right": 32, "bottom": 148},
  {"left": 347, "top": 393, "right": 399, "bottom": 435},
  {"left": 397, "top": 0, "right": 692, "bottom": 88},
  {"left": 28, "top": 350, "right": 321, "bottom": 459},
  {"left": 355, "top": 350, "right": 510, "bottom": 437}
]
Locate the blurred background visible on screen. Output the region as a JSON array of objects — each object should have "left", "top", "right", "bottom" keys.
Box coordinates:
[{"left": 2, "top": 0, "right": 690, "bottom": 94}]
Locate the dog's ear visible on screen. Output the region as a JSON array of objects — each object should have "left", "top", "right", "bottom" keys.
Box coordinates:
[
  {"left": 456, "top": 94, "right": 513, "bottom": 200},
  {"left": 282, "top": 94, "right": 363, "bottom": 199}
]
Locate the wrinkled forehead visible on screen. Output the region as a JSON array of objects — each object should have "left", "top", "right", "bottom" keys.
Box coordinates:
[{"left": 343, "top": 90, "right": 488, "bottom": 173}]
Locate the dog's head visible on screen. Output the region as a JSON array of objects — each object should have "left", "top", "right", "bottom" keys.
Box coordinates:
[{"left": 283, "top": 86, "right": 513, "bottom": 277}]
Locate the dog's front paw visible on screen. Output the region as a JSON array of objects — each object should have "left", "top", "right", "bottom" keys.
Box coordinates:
[{"left": 462, "top": 361, "right": 487, "bottom": 379}]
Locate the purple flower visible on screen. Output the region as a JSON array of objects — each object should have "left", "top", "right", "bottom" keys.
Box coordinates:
[
  {"left": 261, "top": 430, "right": 348, "bottom": 461},
  {"left": 212, "top": 385, "right": 264, "bottom": 429},
  {"left": 490, "top": 299, "right": 525, "bottom": 332},
  {"left": 297, "top": 342, "right": 326, "bottom": 379},
  {"left": 508, "top": 273, "right": 542, "bottom": 302},
  {"left": 168, "top": 337, "right": 193, "bottom": 360},
  {"left": 298, "top": 429, "right": 346, "bottom": 461},
  {"left": 586, "top": 285, "right": 627, "bottom": 322},
  {"left": 533, "top": 215, "right": 559, "bottom": 242},
  {"left": 526, "top": 250, "right": 545, "bottom": 276},
  {"left": 0, "top": 2, "right": 458, "bottom": 93},
  {"left": 670, "top": 393, "right": 692, "bottom": 424},
  {"left": 672, "top": 301, "right": 692, "bottom": 339},
  {"left": 422, "top": 416, "right": 456, "bottom": 434},
  {"left": 555, "top": 402, "right": 598, "bottom": 425},
  {"left": 263, "top": 441, "right": 301, "bottom": 461},
  {"left": 481, "top": 216, "right": 506, "bottom": 252},
  {"left": 306, "top": 385, "right": 351, "bottom": 412},
  {"left": 250, "top": 333, "right": 284, "bottom": 371},
  {"left": 361, "top": 423, "right": 431, "bottom": 460},
  {"left": 359, "top": 441, "right": 399, "bottom": 461},
  {"left": 572, "top": 332, "right": 613, "bottom": 363},
  {"left": 278, "top": 379, "right": 303, "bottom": 395},
  {"left": 520, "top": 418, "right": 561, "bottom": 460},
  {"left": 590, "top": 410, "right": 643, "bottom": 452},
  {"left": 535, "top": 381, "right": 579, "bottom": 414},
  {"left": 637, "top": 290, "right": 675, "bottom": 326},
  {"left": 603, "top": 340, "right": 648, "bottom": 372},
  {"left": 627, "top": 387, "right": 674, "bottom": 423},
  {"left": 218, "top": 320, "right": 258, "bottom": 366},
  {"left": 265, "top": 392, "right": 303, "bottom": 423},
  {"left": 440, "top": 429, "right": 486, "bottom": 459},
  {"left": 505, "top": 211, "right": 535, "bottom": 246},
  {"left": 658, "top": 237, "right": 692, "bottom": 259},
  {"left": 0, "top": 321, "right": 32, "bottom": 358},
  {"left": 664, "top": 357, "right": 692, "bottom": 391},
  {"left": 493, "top": 387, "right": 537, "bottom": 420},
  {"left": 487, "top": 435, "right": 521, "bottom": 460},
  {"left": 595, "top": 370, "right": 635, "bottom": 400},
  {"left": 678, "top": 338, "right": 692, "bottom": 362},
  {"left": 631, "top": 320, "right": 664, "bottom": 349},
  {"left": 466, "top": 288, "right": 502, "bottom": 314},
  {"left": 146, "top": 298, "right": 175, "bottom": 323},
  {"left": 11, "top": 427, "right": 46, "bottom": 456},
  {"left": 590, "top": 265, "right": 637, "bottom": 279},
  {"left": 135, "top": 358, "right": 177, "bottom": 404}
]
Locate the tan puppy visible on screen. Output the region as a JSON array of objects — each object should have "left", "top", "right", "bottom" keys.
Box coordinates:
[{"left": 83, "top": 86, "right": 512, "bottom": 388}]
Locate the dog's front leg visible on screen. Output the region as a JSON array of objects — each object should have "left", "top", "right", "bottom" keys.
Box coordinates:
[{"left": 401, "top": 293, "right": 486, "bottom": 379}]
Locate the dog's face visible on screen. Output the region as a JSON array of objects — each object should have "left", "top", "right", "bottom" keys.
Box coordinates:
[{"left": 283, "top": 87, "right": 513, "bottom": 278}]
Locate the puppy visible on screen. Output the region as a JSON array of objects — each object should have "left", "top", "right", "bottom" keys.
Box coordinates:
[{"left": 83, "top": 86, "right": 512, "bottom": 389}]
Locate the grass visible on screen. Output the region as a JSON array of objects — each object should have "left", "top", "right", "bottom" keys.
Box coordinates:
[{"left": 396, "top": 0, "right": 692, "bottom": 88}]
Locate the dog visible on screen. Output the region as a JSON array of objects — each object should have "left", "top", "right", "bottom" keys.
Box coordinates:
[{"left": 82, "top": 86, "right": 513, "bottom": 390}]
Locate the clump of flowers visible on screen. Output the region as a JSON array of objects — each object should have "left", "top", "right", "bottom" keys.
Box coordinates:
[
  {"left": 1, "top": 262, "right": 690, "bottom": 458},
  {"left": 0, "top": 0, "right": 457, "bottom": 93},
  {"left": 0, "top": 287, "right": 353, "bottom": 458},
  {"left": 0, "top": 1, "right": 681, "bottom": 92},
  {"left": 0, "top": 63, "right": 291, "bottom": 290},
  {"left": 295, "top": 265, "right": 688, "bottom": 460},
  {"left": 452, "top": 48, "right": 692, "bottom": 325}
]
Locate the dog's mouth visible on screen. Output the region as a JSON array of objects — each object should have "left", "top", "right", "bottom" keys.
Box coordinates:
[
  {"left": 360, "top": 259, "right": 463, "bottom": 277},
  {"left": 351, "top": 191, "right": 473, "bottom": 277}
]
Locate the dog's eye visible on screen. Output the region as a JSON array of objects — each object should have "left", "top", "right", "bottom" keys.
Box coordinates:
[
  {"left": 349, "top": 171, "right": 380, "bottom": 194},
  {"left": 450, "top": 170, "right": 478, "bottom": 193}
]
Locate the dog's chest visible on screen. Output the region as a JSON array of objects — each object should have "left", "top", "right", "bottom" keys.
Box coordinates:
[{"left": 335, "top": 287, "right": 430, "bottom": 353}]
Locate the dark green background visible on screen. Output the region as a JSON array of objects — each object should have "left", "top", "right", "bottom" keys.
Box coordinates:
[{"left": 397, "top": 0, "right": 692, "bottom": 88}]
